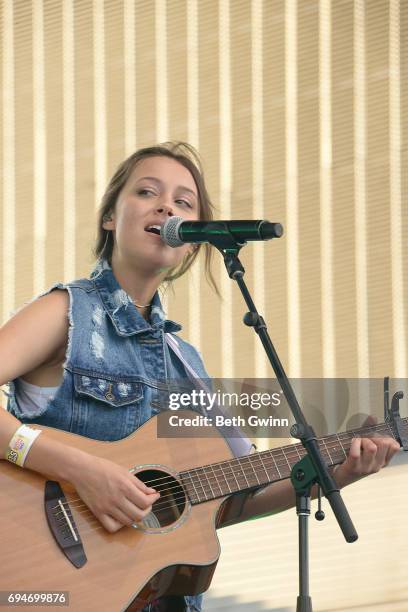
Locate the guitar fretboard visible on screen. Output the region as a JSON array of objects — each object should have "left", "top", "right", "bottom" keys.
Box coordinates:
[{"left": 180, "top": 419, "right": 405, "bottom": 505}]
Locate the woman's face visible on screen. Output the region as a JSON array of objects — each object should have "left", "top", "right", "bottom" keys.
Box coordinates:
[{"left": 105, "top": 156, "right": 200, "bottom": 275}]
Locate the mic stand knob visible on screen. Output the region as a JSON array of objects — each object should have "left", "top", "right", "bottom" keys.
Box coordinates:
[{"left": 315, "top": 486, "right": 325, "bottom": 521}]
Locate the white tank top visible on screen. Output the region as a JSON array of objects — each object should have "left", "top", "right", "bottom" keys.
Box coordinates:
[{"left": 15, "top": 378, "right": 59, "bottom": 418}]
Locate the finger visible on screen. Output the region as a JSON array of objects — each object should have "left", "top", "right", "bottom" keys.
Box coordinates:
[
  {"left": 361, "top": 437, "right": 377, "bottom": 454},
  {"left": 349, "top": 437, "right": 362, "bottom": 460},
  {"left": 384, "top": 440, "right": 401, "bottom": 465},
  {"left": 360, "top": 438, "right": 378, "bottom": 472},
  {"left": 371, "top": 439, "right": 389, "bottom": 468},
  {"left": 111, "top": 500, "right": 153, "bottom": 527},
  {"left": 131, "top": 474, "right": 158, "bottom": 495},
  {"left": 373, "top": 436, "right": 397, "bottom": 454},
  {"left": 126, "top": 485, "right": 160, "bottom": 511},
  {"left": 109, "top": 504, "right": 139, "bottom": 527},
  {"left": 362, "top": 415, "right": 378, "bottom": 427},
  {"left": 121, "top": 497, "right": 157, "bottom": 523},
  {"left": 99, "top": 513, "right": 124, "bottom": 533}
]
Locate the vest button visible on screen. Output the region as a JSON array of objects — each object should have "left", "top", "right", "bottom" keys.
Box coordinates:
[{"left": 105, "top": 383, "right": 115, "bottom": 401}]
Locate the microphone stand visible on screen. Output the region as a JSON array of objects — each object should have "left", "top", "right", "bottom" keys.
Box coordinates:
[{"left": 209, "top": 231, "right": 358, "bottom": 612}]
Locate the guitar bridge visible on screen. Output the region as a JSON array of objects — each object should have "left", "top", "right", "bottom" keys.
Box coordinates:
[{"left": 44, "top": 480, "right": 87, "bottom": 569}]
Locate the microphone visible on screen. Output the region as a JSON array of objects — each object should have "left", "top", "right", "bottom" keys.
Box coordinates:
[{"left": 160, "top": 216, "right": 284, "bottom": 247}]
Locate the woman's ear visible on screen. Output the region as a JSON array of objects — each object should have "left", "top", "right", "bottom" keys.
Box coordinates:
[{"left": 102, "top": 212, "right": 115, "bottom": 230}]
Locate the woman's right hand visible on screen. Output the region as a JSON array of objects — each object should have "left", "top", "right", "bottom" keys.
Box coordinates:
[{"left": 70, "top": 454, "right": 160, "bottom": 533}]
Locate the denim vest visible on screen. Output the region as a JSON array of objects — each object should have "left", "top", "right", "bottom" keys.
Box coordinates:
[
  {"left": 6, "top": 259, "right": 206, "bottom": 611},
  {"left": 7, "top": 259, "right": 209, "bottom": 441}
]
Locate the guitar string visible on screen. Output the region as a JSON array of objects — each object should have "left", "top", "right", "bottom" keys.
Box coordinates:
[
  {"left": 53, "top": 434, "right": 393, "bottom": 519},
  {"left": 51, "top": 438, "right": 396, "bottom": 528},
  {"left": 53, "top": 449, "right": 344, "bottom": 519},
  {"left": 56, "top": 455, "right": 342, "bottom": 521},
  {"left": 52, "top": 421, "right": 396, "bottom": 510},
  {"left": 56, "top": 429, "right": 399, "bottom": 535},
  {"left": 52, "top": 444, "right": 346, "bottom": 514},
  {"left": 55, "top": 459, "right": 342, "bottom": 538},
  {"left": 55, "top": 446, "right": 388, "bottom": 539},
  {"left": 52, "top": 421, "right": 396, "bottom": 516}
]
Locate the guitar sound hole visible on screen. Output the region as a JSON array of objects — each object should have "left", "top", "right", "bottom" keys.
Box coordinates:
[{"left": 136, "top": 469, "right": 186, "bottom": 528}]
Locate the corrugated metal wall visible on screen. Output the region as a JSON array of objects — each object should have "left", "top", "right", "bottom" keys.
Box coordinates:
[
  {"left": 1, "top": 0, "right": 406, "bottom": 380},
  {"left": 1, "top": 1, "right": 407, "bottom": 610}
]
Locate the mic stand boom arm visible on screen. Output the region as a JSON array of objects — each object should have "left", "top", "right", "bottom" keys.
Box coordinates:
[{"left": 209, "top": 230, "right": 358, "bottom": 612}]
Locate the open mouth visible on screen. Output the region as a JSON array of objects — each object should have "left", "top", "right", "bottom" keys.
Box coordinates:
[{"left": 145, "top": 224, "right": 161, "bottom": 236}]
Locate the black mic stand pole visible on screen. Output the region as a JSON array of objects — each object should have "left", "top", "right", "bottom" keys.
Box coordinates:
[{"left": 209, "top": 233, "right": 358, "bottom": 612}]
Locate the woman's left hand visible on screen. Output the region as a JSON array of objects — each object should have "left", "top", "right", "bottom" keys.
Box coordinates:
[{"left": 334, "top": 432, "right": 400, "bottom": 488}]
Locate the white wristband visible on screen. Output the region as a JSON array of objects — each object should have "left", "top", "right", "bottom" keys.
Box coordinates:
[{"left": 5, "top": 424, "right": 42, "bottom": 467}]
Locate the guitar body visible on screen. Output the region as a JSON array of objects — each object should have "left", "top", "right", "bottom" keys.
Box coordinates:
[{"left": 0, "top": 411, "right": 234, "bottom": 611}]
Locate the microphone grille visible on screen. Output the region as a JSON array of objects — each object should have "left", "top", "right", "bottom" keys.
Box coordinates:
[{"left": 160, "top": 216, "right": 185, "bottom": 247}]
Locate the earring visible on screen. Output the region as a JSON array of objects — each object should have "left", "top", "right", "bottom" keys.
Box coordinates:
[
  {"left": 101, "top": 229, "right": 111, "bottom": 253},
  {"left": 103, "top": 214, "right": 112, "bottom": 222}
]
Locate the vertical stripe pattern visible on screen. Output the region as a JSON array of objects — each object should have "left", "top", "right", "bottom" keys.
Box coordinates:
[
  {"left": 0, "top": 0, "right": 406, "bottom": 389},
  {"left": 2, "top": 0, "right": 15, "bottom": 318}
]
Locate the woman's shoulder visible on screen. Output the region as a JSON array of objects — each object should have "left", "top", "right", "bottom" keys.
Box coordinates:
[
  {"left": 38, "top": 277, "right": 95, "bottom": 297},
  {"left": 6, "top": 275, "right": 97, "bottom": 332},
  {"left": 0, "top": 288, "right": 71, "bottom": 387}
]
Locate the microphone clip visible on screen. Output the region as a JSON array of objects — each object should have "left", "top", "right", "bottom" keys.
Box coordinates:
[
  {"left": 208, "top": 221, "right": 247, "bottom": 252},
  {"left": 220, "top": 249, "right": 245, "bottom": 280}
]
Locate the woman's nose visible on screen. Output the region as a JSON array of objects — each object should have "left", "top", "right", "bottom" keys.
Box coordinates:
[{"left": 156, "top": 201, "right": 174, "bottom": 216}]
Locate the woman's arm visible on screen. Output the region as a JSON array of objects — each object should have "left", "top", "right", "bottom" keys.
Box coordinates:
[
  {"left": 219, "top": 434, "right": 400, "bottom": 526},
  {"left": 0, "top": 290, "right": 159, "bottom": 532}
]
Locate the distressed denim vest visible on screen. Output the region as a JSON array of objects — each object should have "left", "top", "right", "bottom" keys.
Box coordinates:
[{"left": 6, "top": 259, "right": 205, "bottom": 612}]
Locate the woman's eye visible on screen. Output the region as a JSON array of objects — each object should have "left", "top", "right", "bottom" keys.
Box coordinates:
[
  {"left": 176, "top": 199, "right": 193, "bottom": 209},
  {"left": 138, "top": 188, "right": 155, "bottom": 196}
]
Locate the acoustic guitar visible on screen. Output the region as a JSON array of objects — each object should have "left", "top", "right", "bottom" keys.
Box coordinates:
[{"left": 0, "top": 410, "right": 405, "bottom": 611}]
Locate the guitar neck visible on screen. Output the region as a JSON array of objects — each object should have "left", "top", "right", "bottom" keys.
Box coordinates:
[{"left": 180, "top": 417, "right": 407, "bottom": 505}]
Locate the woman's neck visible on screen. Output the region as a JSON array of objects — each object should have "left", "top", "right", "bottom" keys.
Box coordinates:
[{"left": 110, "top": 254, "right": 164, "bottom": 307}]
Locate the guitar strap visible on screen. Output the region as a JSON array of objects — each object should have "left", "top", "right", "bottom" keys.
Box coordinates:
[{"left": 165, "top": 333, "right": 253, "bottom": 458}]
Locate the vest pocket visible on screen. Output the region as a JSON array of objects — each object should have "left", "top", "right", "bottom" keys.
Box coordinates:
[
  {"left": 70, "top": 369, "right": 154, "bottom": 440},
  {"left": 73, "top": 371, "right": 143, "bottom": 407}
]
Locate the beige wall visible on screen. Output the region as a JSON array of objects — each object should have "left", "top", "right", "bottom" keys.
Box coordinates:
[
  {"left": 1, "top": 1, "right": 407, "bottom": 610},
  {"left": 1, "top": 0, "right": 406, "bottom": 380}
]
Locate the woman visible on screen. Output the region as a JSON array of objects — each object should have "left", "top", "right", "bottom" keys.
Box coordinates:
[{"left": 0, "top": 142, "right": 400, "bottom": 611}]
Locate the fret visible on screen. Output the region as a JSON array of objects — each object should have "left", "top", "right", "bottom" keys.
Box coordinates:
[
  {"left": 269, "top": 451, "right": 282, "bottom": 479},
  {"left": 209, "top": 463, "right": 223, "bottom": 497},
  {"left": 385, "top": 421, "right": 396, "bottom": 439},
  {"left": 198, "top": 467, "right": 213, "bottom": 499},
  {"left": 324, "top": 435, "right": 341, "bottom": 463},
  {"left": 258, "top": 452, "right": 271, "bottom": 482},
  {"left": 227, "top": 460, "right": 240, "bottom": 490},
  {"left": 281, "top": 448, "right": 292, "bottom": 472},
  {"left": 247, "top": 456, "right": 260, "bottom": 486},
  {"left": 336, "top": 433, "right": 348, "bottom": 460},
  {"left": 219, "top": 462, "right": 232, "bottom": 494},
  {"left": 320, "top": 437, "right": 333, "bottom": 464},
  {"left": 236, "top": 458, "right": 251, "bottom": 488},
  {"left": 180, "top": 416, "right": 404, "bottom": 507},
  {"left": 249, "top": 453, "right": 269, "bottom": 485},
  {"left": 190, "top": 469, "right": 207, "bottom": 502},
  {"left": 294, "top": 444, "right": 302, "bottom": 460},
  {"left": 182, "top": 471, "right": 200, "bottom": 503}
]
